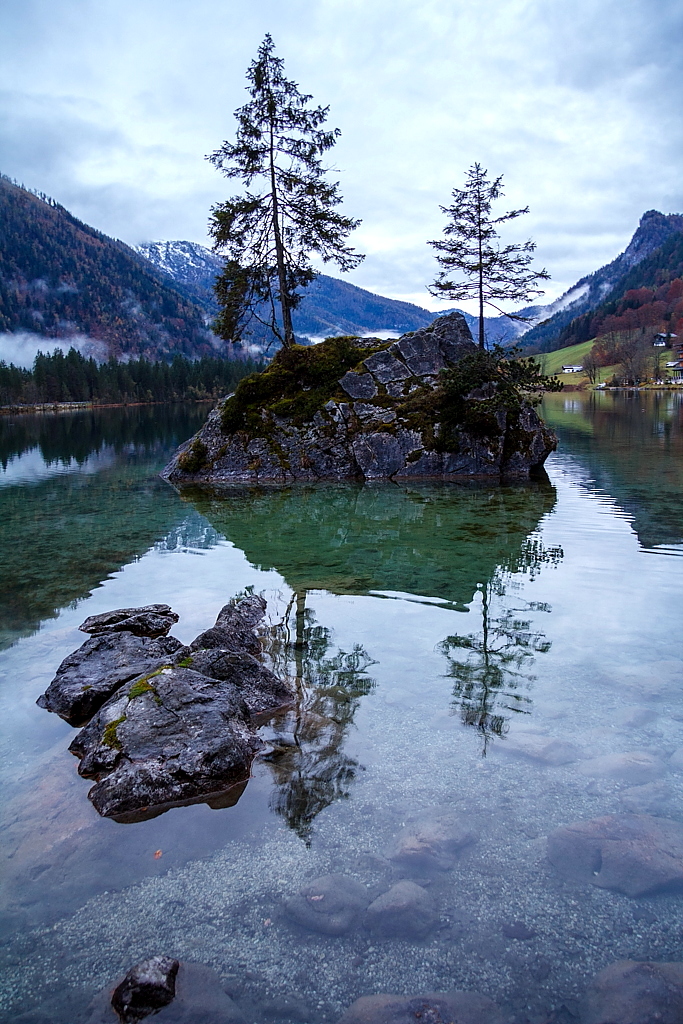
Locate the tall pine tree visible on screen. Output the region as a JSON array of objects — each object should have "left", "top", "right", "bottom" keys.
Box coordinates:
[
  {"left": 208, "top": 34, "right": 363, "bottom": 350},
  {"left": 428, "top": 164, "right": 550, "bottom": 349}
]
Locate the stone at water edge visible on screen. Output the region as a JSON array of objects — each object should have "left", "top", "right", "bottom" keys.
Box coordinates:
[
  {"left": 580, "top": 960, "right": 683, "bottom": 1024},
  {"left": 111, "top": 956, "right": 178, "bottom": 1023},
  {"left": 363, "top": 880, "right": 438, "bottom": 939},
  {"left": 547, "top": 813, "right": 683, "bottom": 897},
  {"left": 87, "top": 961, "right": 246, "bottom": 1024},
  {"left": 80, "top": 604, "right": 179, "bottom": 638},
  {"left": 284, "top": 873, "right": 370, "bottom": 935},
  {"left": 336, "top": 992, "right": 504, "bottom": 1024},
  {"left": 36, "top": 632, "right": 187, "bottom": 726}
]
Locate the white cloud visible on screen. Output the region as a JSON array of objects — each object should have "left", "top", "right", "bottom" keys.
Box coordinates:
[{"left": 1, "top": 0, "right": 681, "bottom": 308}]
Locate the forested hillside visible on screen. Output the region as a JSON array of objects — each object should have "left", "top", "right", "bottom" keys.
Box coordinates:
[
  {"left": 521, "top": 211, "right": 683, "bottom": 354},
  {"left": 558, "top": 231, "right": 683, "bottom": 348},
  {"left": 0, "top": 176, "right": 217, "bottom": 360}
]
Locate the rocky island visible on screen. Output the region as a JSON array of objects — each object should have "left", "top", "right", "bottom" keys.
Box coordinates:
[{"left": 161, "top": 313, "right": 557, "bottom": 485}]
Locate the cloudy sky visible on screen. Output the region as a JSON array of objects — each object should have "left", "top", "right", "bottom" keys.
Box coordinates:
[{"left": 1, "top": 0, "right": 682, "bottom": 311}]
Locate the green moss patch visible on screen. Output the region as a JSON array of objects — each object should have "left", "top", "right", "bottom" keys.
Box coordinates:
[
  {"left": 102, "top": 716, "right": 126, "bottom": 749},
  {"left": 221, "top": 336, "right": 389, "bottom": 434},
  {"left": 178, "top": 438, "right": 210, "bottom": 474}
]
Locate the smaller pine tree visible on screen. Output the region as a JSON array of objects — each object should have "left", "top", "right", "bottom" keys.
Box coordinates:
[{"left": 428, "top": 164, "right": 550, "bottom": 349}]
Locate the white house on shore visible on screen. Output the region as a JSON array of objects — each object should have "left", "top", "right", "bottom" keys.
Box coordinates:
[{"left": 562, "top": 365, "right": 584, "bottom": 373}]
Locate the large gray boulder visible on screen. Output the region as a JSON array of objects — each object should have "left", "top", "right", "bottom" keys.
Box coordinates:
[
  {"left": 162, "top": 313, "right": 556, "bottom": 484},
  {"left": 580, "top": 960, "right": 683, "bottom": 1024},
  {"left": 69, "top": 665, "right": 260, "bottom": 820},
  {"left": 36, "top": 632, "right": 187, "bottom": 726},
  {"left": 55, "top": 594, "right": 293, "bottom": 820},
  {"left": 547, "top": 813, "right": 683, "bottom": 897}
]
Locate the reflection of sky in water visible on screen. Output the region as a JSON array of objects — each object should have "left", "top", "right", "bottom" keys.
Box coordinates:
[{"left": 0, "top": 444, "right": 115, "bottom": 486}]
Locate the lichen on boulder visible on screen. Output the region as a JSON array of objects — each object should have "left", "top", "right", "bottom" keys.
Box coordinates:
[{"left": 161, "top": 313, "right": 557, "bottom": 484}]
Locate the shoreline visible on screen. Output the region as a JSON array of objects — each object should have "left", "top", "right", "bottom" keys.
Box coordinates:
[{"left": 0, "top": 398, "right": 216, "bottom": 417}]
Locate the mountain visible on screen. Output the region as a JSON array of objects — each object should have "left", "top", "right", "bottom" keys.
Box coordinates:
[
  {"left": 555, "top": 229, "right": 683, "bottom": 349},
  {"left": 0, "top": 176, "right": 219, "bottom": 361},
  {"left": 136, "top": 240, "right": 549, "bottom": 349},
  {"left": 521, "top": 210, "right": 683, "bottom": 353},
  {"left": 135, "top": 240, "right": 438, "bottom": 341}
]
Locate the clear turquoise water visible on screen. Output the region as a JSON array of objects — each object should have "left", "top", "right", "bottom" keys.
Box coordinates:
[{"left": 1, "top": 394, "right": 682, "bottom": 1022}]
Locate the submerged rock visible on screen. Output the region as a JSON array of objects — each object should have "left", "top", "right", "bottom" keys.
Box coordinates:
[
  {"left": 80, "top": 604, "right": 179, "bottom": 638},
  {"left": 161, "top": 313, "right": 556, "bottom": 484},
  {"left": 336, "top": 992, "right": 504, "bottom": 1024},
  {"left": 577, "top": 751, "right": 666, "bottom": 784},
  {"left": 36, "top": 632, "right": 187, "bottom": 726},
  {"left": 502, "top": 730, "right": 582, "bottom": 765},
  {"left": 88, "top": 961, "right": 245, "bottom": 1024},
  {"left": 387, "top": 810, "right": 477, "bottom": 871},
  {"left": 364, "top": 880, "right": 438, "bottom": 939},
  {"left": 580, "top": 959, "right": 683, "bottom": 1024},
  {"left": 284, "top": 873, "right": 370, "bottom": 935},
  {"left": 547, "top": 813, "right": 683, "bottom": 897},
  {"left": 619, "top": 781, "right": 683, "bottom": 818}
]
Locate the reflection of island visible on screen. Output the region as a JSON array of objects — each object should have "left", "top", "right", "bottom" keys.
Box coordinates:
[
  {"left": 180, "top": 479, "right": 560, "bottom": 825},
  {"left": 262, "top": 596, "right": 375, "bottom": 843},
  {"left": 181, "top": 479, "right": 558, "bottom": 605},
  {"left": 0, "top": 406, "right": 207, "bottom": 648},
  {"left": 542, "top": 391, "right": 683, "bottom": 548}
]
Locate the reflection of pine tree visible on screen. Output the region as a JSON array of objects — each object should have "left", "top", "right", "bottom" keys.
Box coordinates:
[
  {"left": 439, "top": 536, "right": 562, "bottom": 753},
  {"left": 263, "top": 592, "right": 376, "bottom": 843}
]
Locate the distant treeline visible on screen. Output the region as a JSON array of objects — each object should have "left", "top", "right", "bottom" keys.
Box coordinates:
[{"left": 0, "top": 347, "right": 263, "bottom": 406}]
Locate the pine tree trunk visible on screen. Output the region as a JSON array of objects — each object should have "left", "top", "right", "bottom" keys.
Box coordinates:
[
  {"left": 269, "top": 125, "right": 295, "bottom": 349},
  {"left": 477, "top": 205, "right": 485, "bottom": 350}
]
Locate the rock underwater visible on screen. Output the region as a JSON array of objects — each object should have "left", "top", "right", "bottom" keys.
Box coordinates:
[
  {"left": 37, "top": 596, "right": 295, "bottom": 820},
  {"left": 161, "top": 313, "right": 557, "bottom": 485}
]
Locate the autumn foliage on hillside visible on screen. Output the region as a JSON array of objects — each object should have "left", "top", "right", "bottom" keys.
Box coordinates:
[{"left": 0, "top": 176, "right": 216, "bottom": 360}]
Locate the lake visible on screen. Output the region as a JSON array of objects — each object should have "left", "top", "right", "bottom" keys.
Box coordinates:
[{"left": 1, "top": 392, "right": 682, "bottom": 1023}]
